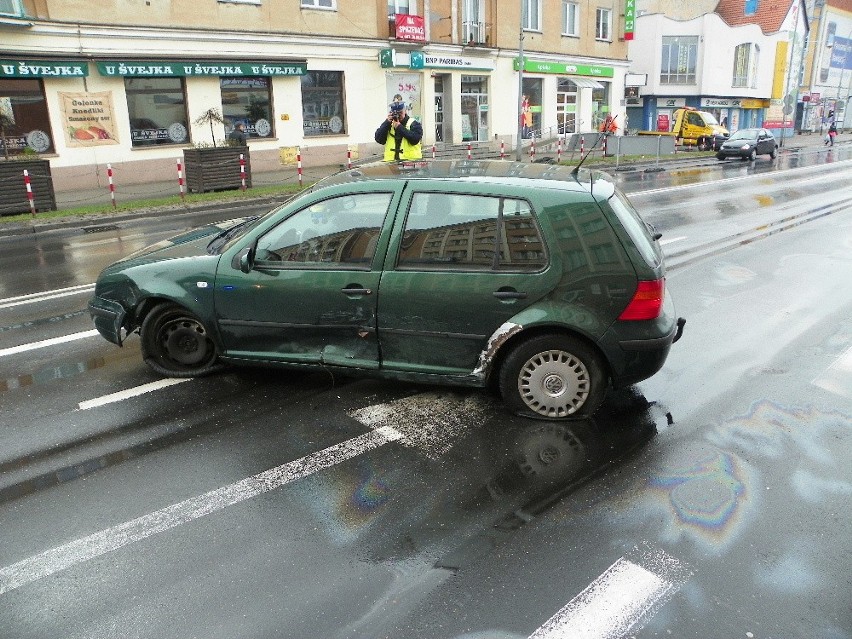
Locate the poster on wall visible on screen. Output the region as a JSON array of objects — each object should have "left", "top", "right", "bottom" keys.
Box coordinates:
[
  {"left": 59, "top": 92, "right": 120, "bottom": 146},
  {"left": 386, "top": 73, "right": 421, "bottom": 122}
]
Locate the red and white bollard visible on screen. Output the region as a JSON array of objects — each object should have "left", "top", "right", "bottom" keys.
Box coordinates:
[
  {"left": 347, "top": 148, "right": 352, "bottom": 170},
  {"left": 603, "top": 135, "right": 608, "bottom": 156},
  {"left": 580, "top": 136, "right": 585, "bottom": 155},
  {"left": 297, "top": 147, "right": 303, "bottom": 189},
  {"left": 176, "top": 159, "right": 185, "bottom": 203},
  {"left": 500, "top": 140, "right": 505, "bottom": 160},
  {"left": 557, "top": 138, "right": 563, "bottom": 163},
  {"left": 432, "top": 144, "right": 436, "bottom": 159},
  {"left": 107, "top": 163, "right": 116, "bottom": 208},
  {"left": 239, "top": 154, "right": 247, "bottom": 191},
  {"left": 467, "top": 142, "right": 472, "bottom": 160},
  {"left": 23, "top": 169, "right": 36, "bottom": 217},
  {"left": 529, "top": 137, "right": 536, "bottom": 162}
]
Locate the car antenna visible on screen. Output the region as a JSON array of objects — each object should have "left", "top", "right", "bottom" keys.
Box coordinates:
[{"left": 571, "top": 114, "right": 616, "bottom": 178}]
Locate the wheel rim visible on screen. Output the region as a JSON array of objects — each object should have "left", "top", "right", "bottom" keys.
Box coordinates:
[
  {"left": 517, "top": 349, "right": 591, "bottom": 418},
  {"left": 159, "top": 317, "right": 211, "bottom": 366}
]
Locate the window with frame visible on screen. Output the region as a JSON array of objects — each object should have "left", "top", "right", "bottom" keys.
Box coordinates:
[
  {"left": 125, "top": 77, "right": 189, "bottom": 146},
  {"left": 463, "top": 0, "right": 484, "bottom": 43},
  {"left": 523, "top": 0, "right": 542, "bottom": 31},
  {"left": 254, "top": 193, "right": 393, "bottom": 266},
  {"left": 595, "top": 7, "right": 611, "bottom": 40},
  {"left": 732, "top": 43, "right": 751, "bottom": 87},
  {"left": 562, "top": 1, "right": 579, "bottom": 36},
  {"left": 0, "top": 78, "right": 55, "bottom": 155},
  {"left": 660, "top": 36, "right": 698, "bottom": 84},
  {"left": 301, "top": 0, "right": 335, "bottom": 8},
  {"left": 0, "top": 0, "right": 24, "bottom": 16},
  {"left": 301, "top": 71, "right": 347, "bottom": 136},
  {"left": 220, "top": 77, "right": 274, "bottom": 140},
  {"left": 397, "top": 193, "right": 546, "bottom": 271},
  {"left": 388, "top": 0, "right": 412, "bottom": 16}
]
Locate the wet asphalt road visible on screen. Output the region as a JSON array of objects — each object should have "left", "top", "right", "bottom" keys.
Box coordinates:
[{"left": 0, "top": 152, "right": 850, "bottom": 639}]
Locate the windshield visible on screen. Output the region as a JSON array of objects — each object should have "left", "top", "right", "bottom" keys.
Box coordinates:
[{"left": 729, "top": 129, "right": 758, "bottom": 141}]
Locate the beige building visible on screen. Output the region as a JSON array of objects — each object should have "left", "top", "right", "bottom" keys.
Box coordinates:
[{"left": 0, "top": 0, "right": 630, "bottom": 191}]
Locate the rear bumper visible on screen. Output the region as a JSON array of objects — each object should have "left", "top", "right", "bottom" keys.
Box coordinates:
[
  {"left": 605, "top": 316, "right": 686, "bottom": 388},
  {"left": 88, "top": 297, "right": 126, "bottom": 346}
]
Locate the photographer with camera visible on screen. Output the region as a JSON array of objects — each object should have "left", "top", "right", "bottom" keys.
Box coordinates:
[{"left": 374, "top": 94, "right": 423, "bottom": 162}]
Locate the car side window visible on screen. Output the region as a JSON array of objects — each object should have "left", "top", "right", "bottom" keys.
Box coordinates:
[
  {"left": 397, "top": 193, "right": 546, "bottom": 271},
  {"left": 254, "top": 192, "right": 393, "bottom": 267}
]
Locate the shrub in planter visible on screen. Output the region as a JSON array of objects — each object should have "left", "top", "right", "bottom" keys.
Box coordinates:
[{"left": 183, "top": 108, "right": 252, "bottom": 193}]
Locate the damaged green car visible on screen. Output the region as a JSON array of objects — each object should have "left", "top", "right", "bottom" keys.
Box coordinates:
[{"left": 89, "top": 160, "right": 684, "bottom": 418}]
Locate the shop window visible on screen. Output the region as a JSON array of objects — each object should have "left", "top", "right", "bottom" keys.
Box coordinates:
[
  {"left": 0, "top": 78, "right": 55, "bottom": 156},
  {"left": 301, "top": 71, "right": 347, "bottom": 136},
  {"left": 125, "top": 77, "right": 189, "bottom": 146},
  {"left": 220, "top": 77, "right": 274, "bottom": 139}
]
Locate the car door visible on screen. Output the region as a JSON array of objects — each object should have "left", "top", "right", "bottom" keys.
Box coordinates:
[
  {"left": 758, "top": 129, "right": 773, "bottom": 155},
  {"left": 376, "top": 187, "right": 560, "bottom": 376},
  {"left": 213, "top": 190, "right": 397, "bottom": 369}
]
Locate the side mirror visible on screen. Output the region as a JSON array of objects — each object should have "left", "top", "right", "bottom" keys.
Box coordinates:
[{"left": 232, "top": 246, "right": 254, "bottom": 273}]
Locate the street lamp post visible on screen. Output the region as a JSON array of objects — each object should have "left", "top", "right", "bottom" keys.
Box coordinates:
[{"left": 515, "top": 0, "right": 525, "bottom": 161}]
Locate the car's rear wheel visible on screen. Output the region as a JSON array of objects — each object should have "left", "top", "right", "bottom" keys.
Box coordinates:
[
  {"left": 499, "top": 334, "right": 607, "bottom": 419},
  {"left": 770, "top": 146, "right": 778, "bottom": 159},
  {"left": 140, "top": 303, "right": 222, "bottom": 377}
]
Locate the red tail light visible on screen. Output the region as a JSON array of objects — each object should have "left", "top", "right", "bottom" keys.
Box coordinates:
[{"left": 618, "top": 279, "right": 665, "bottom": 320}]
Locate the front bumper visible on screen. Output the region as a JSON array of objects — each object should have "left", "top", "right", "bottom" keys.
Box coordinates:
[{"left": 88, "top": 297, "right": 127, "bottom": 346}]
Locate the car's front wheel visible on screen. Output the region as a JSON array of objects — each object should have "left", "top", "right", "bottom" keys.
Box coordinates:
[
  {"left": 498, "top": 334, "right": 607, "bottom": 419},
  {"left": 140, "top": 303, "right": 222, "bottom": 377},
  {"left": 747, "top": 148, "right": 757, "bottom": 161}
]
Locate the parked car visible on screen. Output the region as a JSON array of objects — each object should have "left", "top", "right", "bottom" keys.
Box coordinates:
[
  {"left": 88, "top": 160, "right": 685, "bottom": 419},
  {"left": 716, "top": 127, "right": 778, "bottom": 161}
]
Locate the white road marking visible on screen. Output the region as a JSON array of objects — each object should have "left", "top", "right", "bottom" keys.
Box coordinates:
[
  {"left": 78, "top": 378, "right": 193, "bottom": 410},
  {"left": 0, "top": 426, "right": 403, "bottom": 596},
  {"left": 528, "top": 549, "right": 686, "bottom": 639},
  {"left": 0, "top": 284, "right": 95, "bottom": 310},
  {"left": 0, "top": 330, "right": 99, "bottom": 358},
  {"left": 659, "top": 236, "right": 686, "bottom": 246}
]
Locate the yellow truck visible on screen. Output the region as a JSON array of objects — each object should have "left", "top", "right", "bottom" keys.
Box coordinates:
[{"left": 638, "top": 107, "right": 729, "bottom": 150}]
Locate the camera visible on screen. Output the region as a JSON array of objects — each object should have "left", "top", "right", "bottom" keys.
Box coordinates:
[{"left": 390, "top": 101, "right": 405, "bottom": 121}]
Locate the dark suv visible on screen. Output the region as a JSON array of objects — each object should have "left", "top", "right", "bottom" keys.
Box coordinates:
[{"left": 89, "top": 160, "right": 684, "bottom": 419}]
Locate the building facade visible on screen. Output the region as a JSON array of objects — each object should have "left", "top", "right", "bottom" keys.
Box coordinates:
[{"left": 0, "top": 0, "right": 631, "bottom": 192}]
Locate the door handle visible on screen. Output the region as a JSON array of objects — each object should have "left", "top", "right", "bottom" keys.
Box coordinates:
[
  {"left": 341, "top": 287, "right": 372, "bottom": 295},
  {"left": 493, "top": 290, "right": 528, "bottom": 300}
]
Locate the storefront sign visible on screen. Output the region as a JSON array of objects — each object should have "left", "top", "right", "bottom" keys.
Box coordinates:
[
  {"left": 624, "top": 0, "right": 636, "bottom": 40},
  {"left": 417, "top": 53, "right": 494, "bottom": 70},
  {"left": 394, "top": 14, "right": 426, "bottom": 42},
  {"left": 513, "top": 59, "right": 614, "bottom": 78},
  {"left": 0, "top": 60, "right": 88, "bottom": 78},
  {"left": 59, "top": 92, "right": 120, "bottom": 146},
  {"left": 96, "top": 61, "right": 306, "bottom": 77},
  {"left": 701, "top": 98, "right": 743, "bottom": 108},
  {"left": 656, "top": 97, "right": 686, "bottom": 108}
]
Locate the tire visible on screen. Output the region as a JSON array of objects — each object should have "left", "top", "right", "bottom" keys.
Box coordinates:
[
  {"left": 697, "top": 137, "right": 709, "bottom": 152},
  {"left": 747, "top": 149, "right": 756, "bottom": 161},
  {"left": 770, "top": 146, "right": 777, "bottom": 159},
  {"left": 716, "top": 153, "right": 725, "bottom": 161},
  {"left": 498, "top": 334, "right": 607, "bottom": 419},
  {"left": 140, "top": 303, "right": 222, "bottom": 377}
]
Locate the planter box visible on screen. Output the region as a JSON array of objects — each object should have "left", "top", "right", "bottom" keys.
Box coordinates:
[
  {"left": 183, "top": 146, "right": 252, "bottom": 193},
  {"left": 0, "top": 159, "right": 57, "bottom": 216}
]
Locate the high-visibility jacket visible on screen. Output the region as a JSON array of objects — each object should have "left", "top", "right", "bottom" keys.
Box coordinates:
[{"left": 383, "top": 117, "right": 422, "bottom": 162}]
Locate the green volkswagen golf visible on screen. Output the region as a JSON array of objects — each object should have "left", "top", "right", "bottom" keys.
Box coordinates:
[{"left": 89, "top": 160, "right": 684, "bottom": 419}]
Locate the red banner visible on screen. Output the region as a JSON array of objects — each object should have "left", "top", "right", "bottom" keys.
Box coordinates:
[{"left": 395, "top": 14, "right": 425, "bottom": 42}]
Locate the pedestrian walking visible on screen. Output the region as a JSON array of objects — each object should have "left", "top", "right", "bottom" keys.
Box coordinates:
[
  {"left": 826, "top": 121, "right": 837, "bottom": 146},
  {"left": 229, "top": 122, "right": 248, "bottom": 145}
]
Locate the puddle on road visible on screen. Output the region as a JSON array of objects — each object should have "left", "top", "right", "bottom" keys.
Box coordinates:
[{"left": 0, "top": 356, "right": 107, "bottom": 392}]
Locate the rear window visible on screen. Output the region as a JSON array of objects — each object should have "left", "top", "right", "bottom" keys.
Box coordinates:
[{"left": 607, "top": 190, "right": 661, "bottom": 267}]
